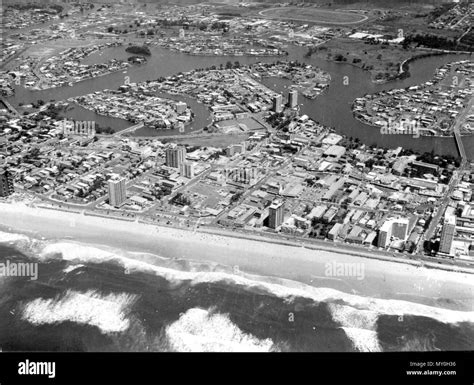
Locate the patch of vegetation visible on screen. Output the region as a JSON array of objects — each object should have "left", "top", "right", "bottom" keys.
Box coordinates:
[
  {"left": 171, "top": 192, "right": 191, "bottom": 206},
  {"left": 404, "top": 34, "right": 465, "bottom": 51},
  {"left": 125, "top": 45, "right": 151, "bottom": 56},
  {"left": 95, "top": 125, "right": 114, "bottom": 134}
]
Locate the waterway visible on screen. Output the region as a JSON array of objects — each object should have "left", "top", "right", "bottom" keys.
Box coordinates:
[
  {"left": 7, "top": 43, "right": 473, "bottom": 158},
  {"left": 279, "top": 45, "right": 473, "bottom": 158},
  {"left": 60, "top": 92, "right": 212, "bottom": 138}
]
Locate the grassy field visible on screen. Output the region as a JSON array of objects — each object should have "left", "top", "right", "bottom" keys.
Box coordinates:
[
  {"left": 259, "top": 7, "right": 369, "bottom": 25},
  {"left": 374, "top": 11, "right": 460, "bottom": 38},
  {"left": 311, "top": 37, "right": 422, "bottom": 82}
]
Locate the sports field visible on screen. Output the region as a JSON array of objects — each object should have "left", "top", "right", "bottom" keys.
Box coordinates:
[{"left": 259, "top": 7, "right": 368, "bottom": 25}]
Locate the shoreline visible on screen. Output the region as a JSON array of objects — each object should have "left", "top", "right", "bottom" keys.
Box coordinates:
[
  {"left": 1, "top": 200, "right": 473, "bottom": 312},
  {"left": 7, "top": 43, "right": 472, "bottom": 157},
  {"left": 311, "top": 49, "right": 471, "bottom": 85},
  {"left": 350, "top": 52, "right": 474, "bottom": 140},
  {"left": 18, "top": 201, "right": 474, "bottom": 275}
]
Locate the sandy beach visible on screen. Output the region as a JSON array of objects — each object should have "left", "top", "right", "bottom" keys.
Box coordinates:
[{"left": 0, "top": 201, "right": 473, "bottom": 312}]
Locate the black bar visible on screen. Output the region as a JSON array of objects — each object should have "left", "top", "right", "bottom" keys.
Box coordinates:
[{"left": 0, "top": 351, "right": 473, "bottom": 385}]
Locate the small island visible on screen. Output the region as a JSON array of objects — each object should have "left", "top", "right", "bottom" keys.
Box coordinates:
[{"left": 125, "top": 45, "right": 151, "bottom": 56}]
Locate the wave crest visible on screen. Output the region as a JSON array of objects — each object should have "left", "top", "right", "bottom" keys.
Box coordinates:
[
  {"left": 11, "top": 235, "right": 474, "bottom": 332},
  {"left": 165, "top": 308, "right": 278, "bottom": 352},
  {"left": 0, "top": 230, "right": 30, "bottom": 244},
  {"left": 21, "top": 290, "right": 138, "bottom": 334},
  {"left": 327, "top": 303, "right": 381, "bottom": 352}
]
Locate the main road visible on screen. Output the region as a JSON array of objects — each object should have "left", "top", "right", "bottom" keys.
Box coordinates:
[
  {"left": 415, "top": 98, "right": 473, "bottom": 254},
  {"left": 452, "top": 97, "right": 473, "bottom": 165}
]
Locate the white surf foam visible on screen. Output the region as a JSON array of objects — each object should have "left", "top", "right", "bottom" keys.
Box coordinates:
[
  {"left": 328, "top": 303, "right": 379, "bottom": 330},
  {"left": 328, "top": 303, "right": 381, "bottom": 352},
  {"left": 33, "top": 241, "right": 474, "bottom": 326},
  {"left": 0, "top": 230, "right": 29, "bottom": 244},
  {"left": 63, "top": 264, "right": 84, "bottom": 274},
  {"left": 342, "top": 327, "right": 381, "bottom": 352},
  {"left": 165, "top": 308, "right": 278, "bottom": 352},
  {"left": 41, "top": 243, "right": 117, "bottom": 263},
  {"left": 21, "top": 289, "right": 138, "bottom": 334}
]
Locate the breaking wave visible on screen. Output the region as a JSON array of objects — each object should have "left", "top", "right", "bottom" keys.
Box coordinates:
[
  {"left": 165, "top": 308, "right": 278, "bottom": 352},
  {"left": 341, "top": 328, "right": 381, "bottom": 352},
  {"left": 63, "top": 264, "right": 84, "bottom": 274},
  {"left": 327, "top": 303, "right": 381, "bottom": 352},
  {"left": 2, "top": 230, "right": 474, "bottom": 352},
  {"left": 0, "top": 230, "right": 30, "bottom": 244},
  {"left": 36, "top": 241, "right": 474, "bottom": 325},
  {"left": 21, "top": 290, "right": 138, "bottom": 334}
]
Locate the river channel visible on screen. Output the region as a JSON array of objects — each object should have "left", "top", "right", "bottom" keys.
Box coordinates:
[{"left": 7, "top": 44, "right": 473, "bottom": 157}]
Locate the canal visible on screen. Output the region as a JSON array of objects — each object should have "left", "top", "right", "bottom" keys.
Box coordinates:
[{"left": 7, "top": 43, "right": 473, "bottom": 158}]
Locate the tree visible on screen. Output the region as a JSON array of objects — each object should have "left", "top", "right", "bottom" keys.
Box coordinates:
[
  {"left": 230, "top": 192, "right": 243, "bottom": 203},
  {"left": 92, "top": 176, "right": 104, "bottom": 190},
  {"left": 365, "top": 159, "right": 375, "bottom": 169}
]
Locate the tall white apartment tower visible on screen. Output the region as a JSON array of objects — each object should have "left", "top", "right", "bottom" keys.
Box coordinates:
[
  {"left": 108, "top": 177, "right": 127, "bottom": 207},
  {"left": 288, "top": 90, "right": 298, "bottom": 108},
  {"left": 166, "top": 145, "right": 186, "bottom": 169},
  {"left": 272, "top": 95, "right": 283, "bottom": 113},
  {"left": 439, "top": 213, "right": 456, "bottom": 255}
]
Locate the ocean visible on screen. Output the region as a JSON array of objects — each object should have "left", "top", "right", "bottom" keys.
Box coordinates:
[{"left": 0, "top": 231, "right": 473, "bottom": 352}]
